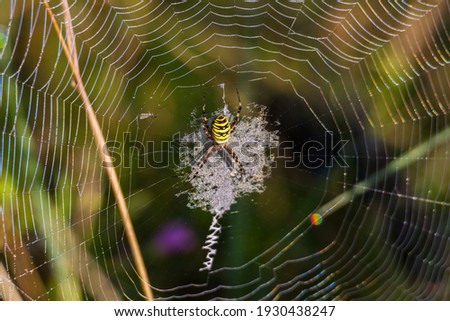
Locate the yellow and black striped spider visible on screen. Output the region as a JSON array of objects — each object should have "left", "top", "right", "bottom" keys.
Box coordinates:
[{"left": 190, "top": 90, "right": 245, "bottom": 180}]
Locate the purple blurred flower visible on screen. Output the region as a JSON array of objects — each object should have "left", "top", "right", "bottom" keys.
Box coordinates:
[{"left": 152, "top": 220, "right": 196, "bottom": 255}]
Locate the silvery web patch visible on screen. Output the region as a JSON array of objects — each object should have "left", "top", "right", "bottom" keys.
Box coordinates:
[{"left": 176, "top": 103, "right": 279, "bottom": 215}]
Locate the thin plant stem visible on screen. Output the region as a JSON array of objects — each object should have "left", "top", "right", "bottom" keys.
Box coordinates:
[
  {"left": 42, "top": 0, "right": 153, "bottom": 300},
  {"left": 317, "top": 126, "right": 450, "bottom": 218},
  {"left": 0, "top": 262, "right": 23, "bottom": 300}
]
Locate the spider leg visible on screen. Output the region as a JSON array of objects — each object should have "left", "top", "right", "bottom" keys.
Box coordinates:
[
  {"left": 224, "top": 143, "right": 245, "bottom": 175},
  {"left": 230, "top": 89, "right": 242, "bottom": 134},
  {"left": 190, "top": 144, "right": 217, "bottom": 181},
  {"left": 201, "top": 95, "right": 213, "bottom": 139}
]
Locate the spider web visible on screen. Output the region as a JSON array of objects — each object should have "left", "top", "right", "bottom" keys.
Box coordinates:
[{"left": 0, "top": 0, "right": 449, "bottom": 300}]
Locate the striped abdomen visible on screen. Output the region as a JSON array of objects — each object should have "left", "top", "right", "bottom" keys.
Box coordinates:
[{"left": 211, "top": 114, "right": 231, "bottom": 144}]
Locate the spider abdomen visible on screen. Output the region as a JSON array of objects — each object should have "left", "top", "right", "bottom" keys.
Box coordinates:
[{"left": 211, "top": 114, "right": 231, "bottom": 144}]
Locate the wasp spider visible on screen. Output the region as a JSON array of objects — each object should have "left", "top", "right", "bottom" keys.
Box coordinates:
[{"left": 190, "top": 90, "right": 245, "bottom": 180}]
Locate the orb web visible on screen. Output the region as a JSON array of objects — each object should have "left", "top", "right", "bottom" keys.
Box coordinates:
[{"left": 0, "top": 0, "right": 448, "bottom": 300}]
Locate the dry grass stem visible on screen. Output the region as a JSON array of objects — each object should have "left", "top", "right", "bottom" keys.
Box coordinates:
[
  {"left": 0, "top": 262, "right": 23, "bottom": 300},
  {"left": 42, "top": 0, "right": 153, "bottom": 300}
]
